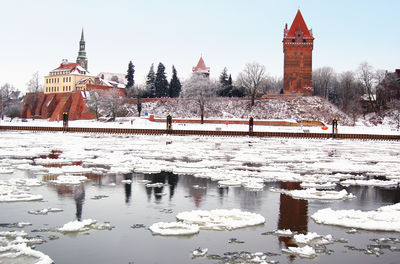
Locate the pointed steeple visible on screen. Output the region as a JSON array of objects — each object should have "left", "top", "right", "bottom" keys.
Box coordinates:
[
  {"left": 192, "top": 56, "right": 210, "bottom": 77},
  {"left": 285, "top": 10, "right": 312, "bottom": 38},
  {"left": 80, "top": 28, "right": 85, "bottom": 42},
  {"left": 76, "top": 28, "right": 88, "bottom": 71}
]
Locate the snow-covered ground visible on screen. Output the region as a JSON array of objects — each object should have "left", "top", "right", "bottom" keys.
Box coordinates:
[
  {"left": 2, "top": 116, "right": 400, "bottom": 135},
  {"left": 1, "top": 125, "right": 400, "bottom": 263}
]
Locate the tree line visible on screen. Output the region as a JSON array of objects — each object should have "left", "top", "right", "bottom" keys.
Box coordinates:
[{"left": 312, "top": 62, "right": 400, "bottom": 121}]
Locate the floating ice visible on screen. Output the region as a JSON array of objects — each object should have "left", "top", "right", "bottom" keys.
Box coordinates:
[
  {"left": 340, "top": 179, "right": 399, "bottom": 188},
  {"left": 300, "top": 182, "right": 336, "bottom": 189},
  {"left": 282, "top": 245, "right": 317, "bottom": 258},
  {"left": 121, "top": 179, "right": 132, "bottom": 184},
  {"left": 28, "top": 208, "right": 63, "bottom": 215},
  {"left": 192, "top": 247, "right": 208, "bottom": 257},
  {"left": 0, "top": 243, "right": 53, "bottom": 264},
  {"left": 58, "top": 219, "right": 112, "bottom": 233},
  {"left": 286, "top": 188, "right": 355, "bottom": 200},
  {"left": 48, "top": 175, "right": 87, "bottom": 185},
  {"left": 274, "top": 229, "right": 293, "bottom": 236},
  {"left": 176, "top": 209, "right": 265, "bottom": 230},
  {"left": 146, "top": 182, "right": 167, "bottom": 188},
  {"left": 0, "top": 184, "right": 43, "bottom": 202},
  {"left": 149, "top": 222, "right": 200, "bottom": 236},
  {"left": 0, "top": 230, "right": 52, "bottom": 264},
  {"left": 58, "top": 219, "right": 97, "bottom": 232},
  {"left": 294, "top": 232, "right": 333, "bottom": 245},
  {"left": 0, "top": 168, "right": 13, "bottom": 174},
  {"left": 218, "top": 179, "right": 242, "bottom": 187},
  {"left": 311, "top": 203, "right": 400, "bottom": 232}
]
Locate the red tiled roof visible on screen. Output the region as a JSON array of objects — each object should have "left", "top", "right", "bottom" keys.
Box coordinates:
[
  {"left": 53, "top": 63, "right": 79, "bottom": 71},
  {"left": 193, "top": 56, "right": 209, "bottom": 72},
  {"left": 286, "top": 10, "right": 312, "bottom": 38}
]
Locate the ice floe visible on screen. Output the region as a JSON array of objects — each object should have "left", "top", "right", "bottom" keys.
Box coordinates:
[
  {"left": 0, "top": 231, "right": 52, "bottom": 264},
  {"left": 282, "top": 245, "right": 317, "bottom": 258},
  {"left": 0, "top": 243, "right": 53, "bottom": 264},
  {"left": 0, "top": 184, "right": 43, "bottom": 202},
  {"left": 340, "top": 179, "right": 399, "bottom": 188},
  {"left": 294, "top": 232, "right": 333, "bottom": 245},
  {"left": 300, "top": 182, "right": 336, "bottom": 189},
  {"left": 192, "top": 247, "right": 208, "bottom": 257},
  {"left": 28, "top": 208, "right": 63, "bottom": 215},
  {"left": 48, "top": 175, "right": 88, "bottom": 185},
  {"left": 176, "top": 209, "right": 265, "bottom": 230},
  {"left": 286, "top": 188, "right": 355, "bottom": 200},
  {"left": 58, "top": 219, "right": 112, "bottom": 233},
  {"left": 311, "top": 203, "right": 400, "bottom": 232},
  {"left": 149, "top": 222, "right": 200, "bottom": 236}
]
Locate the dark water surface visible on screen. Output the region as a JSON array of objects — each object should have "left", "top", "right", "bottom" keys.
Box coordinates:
[{"left": 1, "top": 169, "right": 399, "bottom": 264}]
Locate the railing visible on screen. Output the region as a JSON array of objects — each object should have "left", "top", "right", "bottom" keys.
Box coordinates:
[{"left": 1, "top": 125, "right": 399, "bottom": 141}]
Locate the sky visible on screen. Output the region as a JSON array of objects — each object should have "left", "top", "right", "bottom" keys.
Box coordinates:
[{"left": 1, "top": 0, "right": 399, "bottom": 93}]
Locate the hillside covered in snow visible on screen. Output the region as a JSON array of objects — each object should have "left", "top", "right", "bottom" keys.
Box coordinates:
[{"left": 134, "top": 96, "right": 354, "bottom": 125}]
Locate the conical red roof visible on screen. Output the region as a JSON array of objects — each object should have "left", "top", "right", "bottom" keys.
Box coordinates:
[
  {"left": 194, "top": 56, "right": 207, "bottom": 71},
  {"left": 286, "top": 10, "right": 312, "bottom": 38}
]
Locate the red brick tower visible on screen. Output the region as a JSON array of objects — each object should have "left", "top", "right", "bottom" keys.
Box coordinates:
[{"left": 283, "top": 10, "right": 314, "bottom": 95}]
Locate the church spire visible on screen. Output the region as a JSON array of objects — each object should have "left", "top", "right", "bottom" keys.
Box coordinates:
[
  {"left": 80, "top": 28, "right": 85, "bottom": 42},
  {"left": 76, "top": 28, "right": 88, "bottom": 71}
]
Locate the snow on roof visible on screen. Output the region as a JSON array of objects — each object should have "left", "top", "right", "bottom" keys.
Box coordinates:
[
  {"left": 97, "top": 72, "right": 126, "bottom": 85},
  {"left": 51, "top": 62, "right": 88, "bottom": 75}
]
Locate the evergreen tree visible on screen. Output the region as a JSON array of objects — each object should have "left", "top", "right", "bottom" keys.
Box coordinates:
[
  {"left": 217, "top": 67, "right": 233, "bottom": 97},
  {"left": 125, "top": 61, "right": 135, "bottom": 96},
  {"left": 155, "top": 62, "right": 169, "bottom": 97},
  {"left": 146, "top": 63, "right": 156, "bottom": 98},
  {"left": 169, "top": 65, "right": 181, "bottom": 98},
  {"left": 219, "top": 67, "right": 229, "bottom": 87}
]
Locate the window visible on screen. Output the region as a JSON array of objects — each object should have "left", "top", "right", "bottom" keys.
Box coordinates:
[
  {"left": 292, "top": 39, "right": 295, "bottom": 42},
  {"left": 69, "top": 77, "right": 71, "bottom": 82},
  {"left": 294, "top": 52, "right": 297, "bottom": 56},
  {"left": 300, "top": 52, "right": 303, "bottom": 55},
  {"left": 303, "top": 39, "right": 306, "bottom": 43}
]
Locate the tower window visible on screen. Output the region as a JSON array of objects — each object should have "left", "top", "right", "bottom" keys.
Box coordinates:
[
  {"left": 300, "top": 52, "right": 303, "bottom": 55},
  {"left": 303, "top": 39, "right": 306, "bottom": 43},
  {"left": 292, "top": 39, "right": 295, "bottom": 42},
  {"left": 294, "top": 52, "right": 297, "bottom": 56}
]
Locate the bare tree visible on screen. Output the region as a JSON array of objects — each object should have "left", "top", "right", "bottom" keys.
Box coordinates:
[
  {"left": 86, "top": 90, "right": 104, "bottom": 121},
  {"left": 5, "top": 101, "right": 21, "bottom": 120},
  {"left": 182, "top": 74, "right": 216, "bottom": 124},
  {"left": 357, "top": 62, "right": 377, "bottom": 112},
  {"left": 237, "top": 63, "right": 268, "bottom": 106},
  {"left": 312, "top": 67, "right": 335, "bottom": 99},
  {"left": 337, "top": 71, "right": 362, "bottom": 124},
  {"left": 100, "top": 89, "right": 126, "bottom": 121},
  {"left": 26, "top": 72, "right": 43, "bottom": 93}
]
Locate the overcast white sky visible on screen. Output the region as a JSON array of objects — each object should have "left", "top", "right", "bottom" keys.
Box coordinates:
[{"left": 1, "top": 0, "right": 399, "bottom": 93}]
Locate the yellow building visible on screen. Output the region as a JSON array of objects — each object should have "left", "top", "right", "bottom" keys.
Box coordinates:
[
  {"left": 44, "top": 60, "right": 94, "bottom": 94},
  {"left": 44, "top": 29, "right": 93, "bottom": 94}
]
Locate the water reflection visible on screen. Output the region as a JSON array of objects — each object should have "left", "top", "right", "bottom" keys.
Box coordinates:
[
  {"left": 124, "top": 173, "right": 132, "bottom": 204},
  {"left": 346, "top": 185, "right": 400, "bottom": 206},
  {"left": 74, "top": 184, "right": 85, "bottom": 221},
  {"left": 144, "top": 171, "right": 179, "bottom": 202},
  {"left": 278, "top": 182, "right": 308, "bottom": 257}
]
